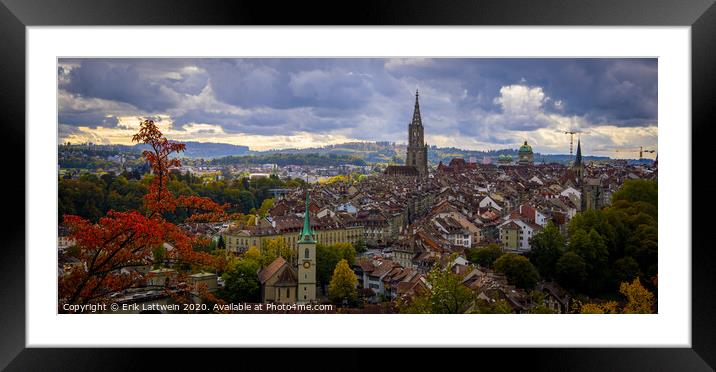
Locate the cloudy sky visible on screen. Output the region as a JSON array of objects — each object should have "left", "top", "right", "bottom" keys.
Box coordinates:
[{"left": 58, "top": 58, "right": 657, "bottom": 158}]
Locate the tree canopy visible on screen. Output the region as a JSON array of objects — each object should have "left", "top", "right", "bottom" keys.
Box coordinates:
[
  {"left": 528, "top": 222, "right": 565, "bottom": 281},
  {"left": 494, "top": 253, "right": 540, "bottom": 290},
  {"left": 466, "top": 244, "right": 503, "bottom": 268},
  {"left": 328, "top": 259, "right": 358, "bottom": 305},
  {"left": 399, "top": 259, "right": 474, "bottom": 314},
  {"left": 316, "top": 243, "right": 356, "bottom": 294}
]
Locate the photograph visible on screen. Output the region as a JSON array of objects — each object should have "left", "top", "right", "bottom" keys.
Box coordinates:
[
  {"left": 2, "top": 0, "right": 712, "bottom": 366},
  {"left": 57, "top": 57, "right": 658, "bottom": 315}
]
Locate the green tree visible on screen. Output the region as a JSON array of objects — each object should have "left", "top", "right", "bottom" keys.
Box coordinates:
[
  {"left": 354, "top": 239, "right": 367, "bottom": 254},
  {"left": 316, "top": 243, "right": 356, "bottom": 294},
  {"left": 219, "top": 258, "right": 261, "bottom": 303},
  {"left": 334, "top": 242, "right": 356, "bottom": 266},
  {"left": 316, "top": 244, "right": 341, "bottom": 294},
  {"left": 236, "top": 190, "right": 256, "bottom": 213},
  {"left": 568, "top": 209, "right": 617, "bottom": 255},
  {"left": 243, "top": 246, "right": 261, "bottom": 262},
  {"left": 611, "top": 179, "right": 657, "bottom": 207},
  {"left": 556, "top": 251, "right": 587, "bottom": 291},
  {"left": 567, "top": 229, "right": 609, "bottom": 294},
  {"left": 257, "top": 198, "right": 274, "bottom": 217},
  {"left": 612, "top": 256, "right": 641, "bottom": 284},
  {"left": 400, "top": 262, "right": 474, "bottom": 314},
  {"left": 528, "top": 222, "right": 565, "bottom": 280},
  {"left": 627, "top": 223, "right": 658, "bottom": 279},
  {"left": 473, "top": 298, "right": 513, "bottom": 314},
  {"left": 328, "top": 259, "right": 358, "bottom": 305},
  {"left": 494, "top": 253, "right": 540, "bottom": 290},
  {"left": 466, "top": 244, "right": 503, "bottom": 268},
  {"left": 259, "top": 238, "right": 295, "bottom": 267}
]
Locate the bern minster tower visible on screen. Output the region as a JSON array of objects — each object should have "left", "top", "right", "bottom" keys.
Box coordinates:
[{"left": 406, "top": 90, "right": 429, "bottom": 176}]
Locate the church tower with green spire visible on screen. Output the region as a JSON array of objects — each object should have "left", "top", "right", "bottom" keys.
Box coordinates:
[{"left": 297, "top": 191, "right": 316, "bottom": 303}]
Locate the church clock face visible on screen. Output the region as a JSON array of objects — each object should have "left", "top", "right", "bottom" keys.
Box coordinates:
[{"left": 303, "top": 261, "right": 311, "bottom": 269}]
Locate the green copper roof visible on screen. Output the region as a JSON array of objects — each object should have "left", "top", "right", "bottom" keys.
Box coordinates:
[
  {"left": 518, "top": 141, "right": 533, "bottom": 153},
  {"left": 298, "top": 191, "right": 315, "bottom": 244}
]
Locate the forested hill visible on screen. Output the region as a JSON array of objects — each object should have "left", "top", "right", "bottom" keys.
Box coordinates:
[
  {"left": 61, "top": 140, "right": 652, "bottom": 166},
  {"left": 59, "top": 142, "right": 250, "bottom": 159},
  {"left": 209, "top": 153, "right": 367, "bottom": 167}
]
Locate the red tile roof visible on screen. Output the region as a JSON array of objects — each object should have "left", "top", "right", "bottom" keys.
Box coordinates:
[{"left": 258, "top": 256, "right": 287, "bottom": 284}]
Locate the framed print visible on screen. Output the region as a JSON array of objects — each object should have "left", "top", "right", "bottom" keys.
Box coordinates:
[{"left": 1, "top": 0, "right": 715, "bottom": 370}]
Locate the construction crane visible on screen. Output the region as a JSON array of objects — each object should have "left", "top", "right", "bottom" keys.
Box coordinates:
[
  {"left": 562, "top": 130, "right": 582, "bottom": 155},
  {"left": 611, "top": 146, "right": 656, "bottom": 159},
  {"left": 616, "top": 146, "right": 655, "bottom": 159}
]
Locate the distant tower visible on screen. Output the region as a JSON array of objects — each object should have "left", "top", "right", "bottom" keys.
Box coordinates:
[
  {"left": 573, "top": 139, "right": 584, "bottom": 183},
  {"left": 297, "top": 192, "right": 316, "bottom": 303},
  {"left": 405, "top": 90, "right": 429, "bottom": 176}
]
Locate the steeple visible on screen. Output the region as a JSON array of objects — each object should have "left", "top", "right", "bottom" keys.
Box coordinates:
[
  {"left": 412, "top": 89, "right": 422, "bottom": 127},
  {"left": 406, "top": 89, "right": 428, "bottom": 176},
  {"left": 572, "top": 138, "right": 584, "bottom": 184},
  {"left": 298, "top": 191, "right": 315, "bottom": 243}
]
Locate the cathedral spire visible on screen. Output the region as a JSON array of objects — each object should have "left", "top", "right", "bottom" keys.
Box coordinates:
[
  {"left": 406, "top": 90, "right": 428, "bottom": 176},
  {"left": 299, "top": 191, "right": 315, "bottom": 243},
  {"left": 574, "top": 139, "right": 582, "bottom": 166},
  {"left": 412, "top": 89, "right": 422, "bottom": 127}
]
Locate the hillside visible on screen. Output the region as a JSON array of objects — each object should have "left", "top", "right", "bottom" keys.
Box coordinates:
[{"left": 60, "top": 140, "right": 648, "bottom": 167}]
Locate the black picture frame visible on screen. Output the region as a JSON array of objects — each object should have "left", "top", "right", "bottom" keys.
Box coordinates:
[{"left": 1, "top": 0, "right": 714, "bottom": 370}]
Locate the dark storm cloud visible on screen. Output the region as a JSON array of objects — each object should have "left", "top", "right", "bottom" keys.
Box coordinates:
[
  {"left": 60, "top": 59, "right": 191, "bottom": 112},
  {"left": 58, "top": 58, "right": 657, "bottom": 144},
  {"left": 195, "top": 58, "right": 402, "bottom": 110},
  {"left": 57, "top": 88, "right": 141, "bottom": 128},
  {"left": 59, "top": 110, "right": 120, "bottom": 128},
  {"left": 386, "top": 58, "right": 657, "bottom": 128}
]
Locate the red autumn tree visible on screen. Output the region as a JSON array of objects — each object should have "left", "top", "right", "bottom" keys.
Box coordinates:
[{"left": 59, "top": 119, "right": 237, "bottom": 310}]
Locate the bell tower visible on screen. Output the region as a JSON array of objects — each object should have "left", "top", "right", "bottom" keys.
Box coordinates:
[
  {"left": 405, "top": 90, "right": 429, "bottom": 176},
  {"left": 297, "top": 191, "right": 316, "bottom": 303}
]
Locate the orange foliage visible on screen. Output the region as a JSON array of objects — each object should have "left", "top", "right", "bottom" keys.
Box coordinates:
[{"left": 59, "top": 120, "right": 232, "bottom": 310}]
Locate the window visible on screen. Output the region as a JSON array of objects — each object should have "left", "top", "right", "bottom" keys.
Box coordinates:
[
  {"left": 304, "top": 248, "right": 310, "bottom": 259},
  {"left": 287, "top": 288, "right": 290, "bottom": 298}
]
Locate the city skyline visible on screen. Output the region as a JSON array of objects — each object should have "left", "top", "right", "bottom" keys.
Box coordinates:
[{"left": 58, "top": 58, "right": 657, "bottom": 159}]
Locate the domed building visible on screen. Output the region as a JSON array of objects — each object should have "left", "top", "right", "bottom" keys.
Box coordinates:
[
  {"left": 497, "top": 154, "right": 513, "bottom": 165},
  {"left": 518, "top": 140, "right": 534, "bottom": 165}
]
